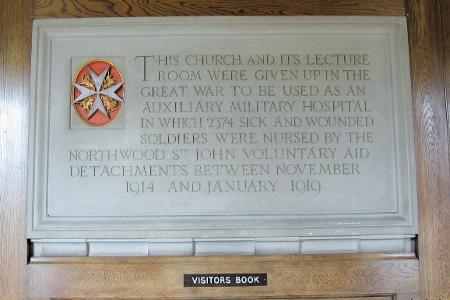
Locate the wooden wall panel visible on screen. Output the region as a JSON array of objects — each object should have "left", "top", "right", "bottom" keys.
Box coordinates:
[
  {"left": 0, "top": 0, "right": 32, "bottom": 299},
  {"left": 438, "top": 0, "right": 450, "bottom": 295},
  {"left": 32, "top": 0, "right": 405, "bottom": 18},
  {"left": 406, "top": 0, "right": 450, "bottom": 299},
  {"left": 441, "top": 0, "right": 450, "bottom": 164},
  {"left": 27, "top": 254, "right": 418, "bottom": 299}
]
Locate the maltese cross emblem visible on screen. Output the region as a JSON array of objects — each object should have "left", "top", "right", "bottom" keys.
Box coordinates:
[{"left": 72, "top": 60, "right": 125, "bottom": 127}]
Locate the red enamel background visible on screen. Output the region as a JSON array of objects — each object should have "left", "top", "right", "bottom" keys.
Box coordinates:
[{"left": 73, "top": 60, "right": 124, "bottom": 127}]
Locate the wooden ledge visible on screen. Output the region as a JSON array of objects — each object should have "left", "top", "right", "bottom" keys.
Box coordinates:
[{"left": 32, "top": 0, "right": 406, "bottom": 18}]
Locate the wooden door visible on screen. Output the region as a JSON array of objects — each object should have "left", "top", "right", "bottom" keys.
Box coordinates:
[{"left": 0, "top": 0, "right": 448, "bottom": 299}]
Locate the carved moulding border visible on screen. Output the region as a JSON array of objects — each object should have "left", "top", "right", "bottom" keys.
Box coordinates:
[{"left": 28, "top": 16, "right": 418, "bottom": 239}]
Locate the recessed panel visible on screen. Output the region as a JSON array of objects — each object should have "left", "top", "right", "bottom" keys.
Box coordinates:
[{"left": 28, "top": 16, "right": 418, "bottom": 239}]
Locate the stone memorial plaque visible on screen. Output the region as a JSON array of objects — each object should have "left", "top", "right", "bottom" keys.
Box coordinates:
[{"left": 28, "top": 17, "right": 418, "bottom": 252}]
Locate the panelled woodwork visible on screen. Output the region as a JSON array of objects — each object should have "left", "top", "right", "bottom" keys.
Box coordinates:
[
  {"left": 406, "top": 0, "right": 450, "bottom": 298},
  {"left": 0, "top": 0, "right": 31, "bottom": 299},
  {"left": 31, "top": 0, "right": 406, "bottom": 18},
  {"left": 27, "top": 254, "right": 418, "bottom": 298}
]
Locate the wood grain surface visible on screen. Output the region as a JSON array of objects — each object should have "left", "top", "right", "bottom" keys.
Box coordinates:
[
  {"left": 442, "top": 0, "right": 450, "bottom": 165},
  {"left": 27, "top": 254, "right": 419, "bottom": 299},
  {"left": 0, "top": 0, "right": 32, "bottom": 299},
  {"left": 32, "top": 0, "right": 406, "bottom": 18},
  {"left": 406, "top": 0, "right": 450, "bottom": 299}
]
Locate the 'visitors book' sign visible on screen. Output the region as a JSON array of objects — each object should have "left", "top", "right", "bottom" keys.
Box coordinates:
[{"left": 184, "top": 273, "right": 267, "bottom": 287}]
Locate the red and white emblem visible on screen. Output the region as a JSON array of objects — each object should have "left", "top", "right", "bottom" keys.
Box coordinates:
[{"left": 72, "top": 60, "right": 125, "bottom": 127}]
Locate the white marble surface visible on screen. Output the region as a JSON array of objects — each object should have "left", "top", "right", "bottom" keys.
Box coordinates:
[{"left": 28, "top": 16, "right": 418, "bottom": 245}]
